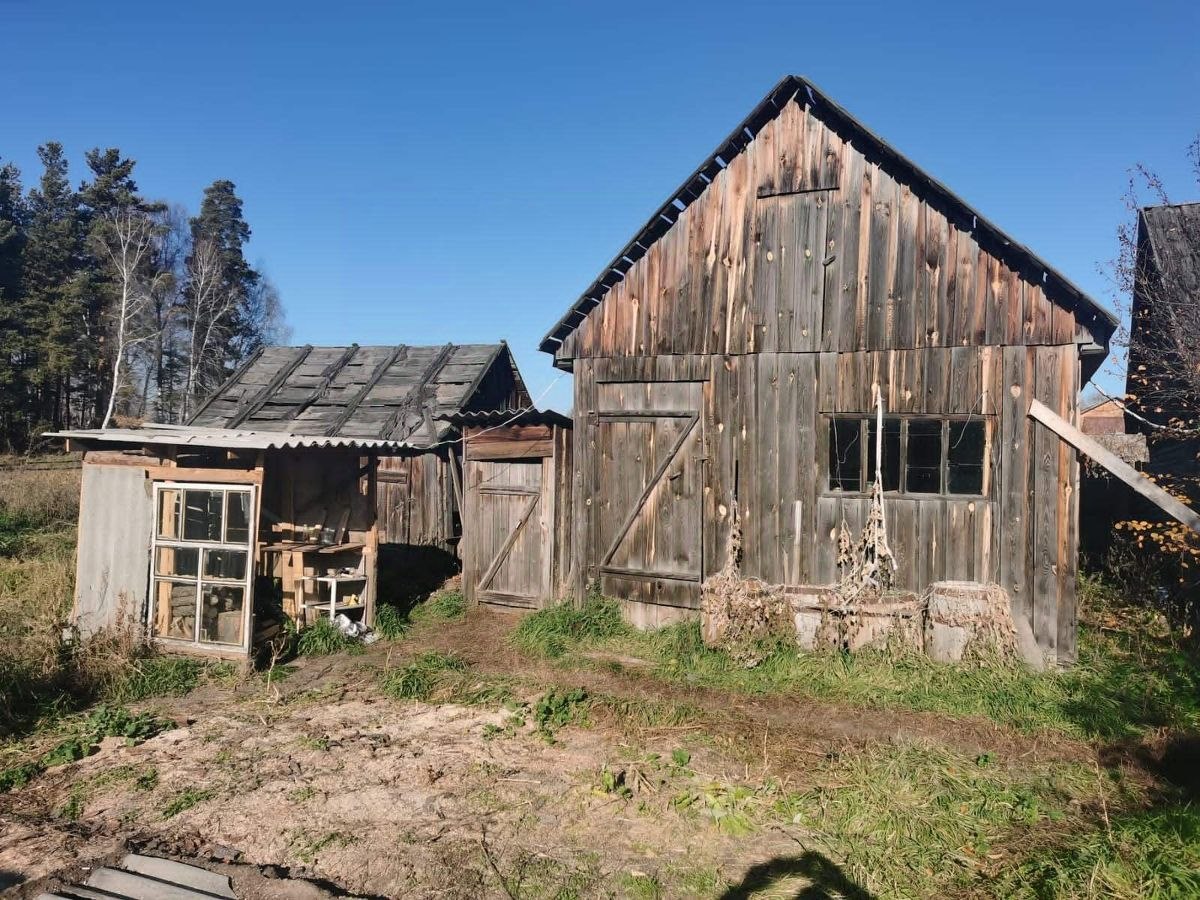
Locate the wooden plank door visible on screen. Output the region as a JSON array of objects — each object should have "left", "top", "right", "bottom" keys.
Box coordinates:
[
  {"left": 593, "top": 381, "right": 705, "bottom": 608},
  {"left": 467, "top": 459, "right": 548, "bottom": 608}
]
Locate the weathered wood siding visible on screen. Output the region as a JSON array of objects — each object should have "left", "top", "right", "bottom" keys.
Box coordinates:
[
  {"left": 560, "top": 96, "right": 1086, "bottom": 660},
  {"left": 571, "top": 348, "right": 1079, "bottom": 657},
  {"left": 560, "top": 99, "right": 1083, "bottom": 363},
  {"left": 461, "top": 423, "right": 573, "bottom": 609},
  {"left": 74, "top": 462, "right": 154, "bottom": 637},
  {"left": 376, "top": 451, "right": 458, "bottom": 551}
]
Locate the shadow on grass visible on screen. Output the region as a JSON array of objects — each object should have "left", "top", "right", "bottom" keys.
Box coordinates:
[
  {"left": 376, "top": 544, "right": 460, "bottom": 617},
  {"left": 719, "top": 852, "right": 874, "bottom": 900}
]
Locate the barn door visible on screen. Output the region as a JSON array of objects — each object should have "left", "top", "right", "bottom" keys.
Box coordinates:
[
  {"left": 594, "top": 381, "right": 705, "bottom": 608},
  {"left": 468, "top": 459, "right": 547, "bottom": 608}
]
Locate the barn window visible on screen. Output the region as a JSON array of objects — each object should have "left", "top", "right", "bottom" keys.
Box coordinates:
[
  {"left": 150, "top": 483, "right": 256, "bottom": 651},
  {"left": 827, "top": 416, "right": 987, "bottom": 497}
]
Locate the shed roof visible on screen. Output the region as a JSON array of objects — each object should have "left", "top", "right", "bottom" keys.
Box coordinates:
[
  {"left": 188, "top": 342, "right": 522, "bottom": 446},
  {"left": 1142, "top": 202, "right": 1200, "bottom": 298},
  {"left": 539, "top": 75, "right": 1118, "bottom": 356}
]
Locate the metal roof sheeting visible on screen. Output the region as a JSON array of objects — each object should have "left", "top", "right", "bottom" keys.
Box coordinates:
[{"left": 48, "top": 423, "right": 419, "bottom": 451}]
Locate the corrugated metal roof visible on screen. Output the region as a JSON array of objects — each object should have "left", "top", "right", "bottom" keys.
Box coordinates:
[
  {"left": 540, "top": 75, "right": 1118, "bottom": 357},
  {"left": 439, "top": 408, "right": 572, "bottom": 428},
  {"left": 188, "top": 342, "right": 530, "bottom": 445},
  {"left": 48, "top": 423, "right": 419, "bottom": 451}
]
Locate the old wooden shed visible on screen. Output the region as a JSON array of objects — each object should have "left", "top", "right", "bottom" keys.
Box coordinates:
[
  {"left": 189, "top": 341, "right": 531, "bottom": 554},
  {"left": 52, "top": 341, "right": 533, "bottom": 659},
  {"left": 540, "top": 76, "right": 1117, "bottom": 663},
  {"left": 453, "top": 409, "right": 573, "bottom": 611}
]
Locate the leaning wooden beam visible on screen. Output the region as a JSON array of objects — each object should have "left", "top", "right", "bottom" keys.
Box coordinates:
[{"left": 1028, "top": 398, "right": 1200, "bottom": 533}]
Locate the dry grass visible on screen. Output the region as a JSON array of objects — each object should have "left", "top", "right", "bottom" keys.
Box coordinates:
[{"left": 0, "top": 457, "right": 80, "bottom": 525}]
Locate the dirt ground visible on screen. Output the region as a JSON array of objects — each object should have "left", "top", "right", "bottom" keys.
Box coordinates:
[{"left": 0, "top": 608, "right": 1099, "bottom": 899}]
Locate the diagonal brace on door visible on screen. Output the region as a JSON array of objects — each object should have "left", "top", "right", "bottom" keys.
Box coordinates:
[
  {"left": 599, "top": 410, "right": 700, "bottom": 568},
  {"left": 477, "top": 492, "right": 541, "bottom": 593}
]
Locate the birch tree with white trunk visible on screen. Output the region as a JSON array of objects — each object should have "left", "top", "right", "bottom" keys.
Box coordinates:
[
  {"left": 95, "top": 206, "right": 161, "bottom": 429},
  {"left": 180, "top": 236, "right": 237, "bottom": 421}
]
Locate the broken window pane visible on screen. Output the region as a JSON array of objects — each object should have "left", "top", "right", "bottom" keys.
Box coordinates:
[
  {"left": 948, "top": 420, "right": 985, "bottom": 494},
  {"left": 867, "top": 417, "right": 902, "bottom": 492},
  {"left": 154, "top": 546, "right": 198, "bottom": 577},
  {"left": 906, "top": 420, "right": 943, "bottom": 494},
  {"left": 157, "top": 489, "right": 181, "bottom": 539},
  {"left": 200, "top": 584, "right": 245, "bottom": 645},
  {"left": 203, "top": 549, "right": 248, "bottom": 581},
  {"left": 153, "top": 579, "right": 196, "bottom": 641},
  {"left": 828, "top": 419, "right": 863, "bottom": 492},
  {"left": 183, "top": 490, "right": 224, "bottom": 542},
  {"left": 225, "top": 491, "right": 251, "bottom": 544}
]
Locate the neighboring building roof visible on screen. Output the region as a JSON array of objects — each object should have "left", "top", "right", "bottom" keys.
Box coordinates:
[
  {"left": 1080, "top": 398, "right": 1126, "bottom": 435},
  {"left": 48, "top": 423, "right": 418, "bottom": 452},
  {"left": 188, "top": 343, "right": 525, "bottom": 446},
  {"left": 440, "top": 408, "right": 572, "bottom": 429},
  {"left": 1141, "top": 202, "right": 1200, "bottom": 299},
  {"left": 539, "top": 75, "right": 1118, "bottom": 356}
]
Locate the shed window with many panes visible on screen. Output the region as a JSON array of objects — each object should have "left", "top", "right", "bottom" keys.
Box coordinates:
[
  {"left": 150, "top": 483, "right": 256, "bottom": 651},
  {"left": 827, "top": 416, "right": 987, "bottom": 497}
]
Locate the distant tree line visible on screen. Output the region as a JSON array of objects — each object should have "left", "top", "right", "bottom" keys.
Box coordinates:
[{"left": 0, "top": 143, "right": 286, "bottom": 450}]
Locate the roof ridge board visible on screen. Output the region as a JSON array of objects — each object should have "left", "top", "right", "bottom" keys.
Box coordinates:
[
  {"left": 227, "top": 345, "right": 315, "bottom": 428},
  {"left": 539, "top": 74, "right": 1116, "bottom": 354}
]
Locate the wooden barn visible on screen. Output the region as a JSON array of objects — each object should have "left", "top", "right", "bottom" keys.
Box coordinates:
[
  {"left": 540, "top": 76, "right": 1118, "bottom": 664},
  {"left": 52, "top": 341, "right": 532, "bottom": 659}
]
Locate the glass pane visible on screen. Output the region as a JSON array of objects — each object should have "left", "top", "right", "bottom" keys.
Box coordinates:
[
  {"left": 183, "top": 490, "right": 223, "bottom": 542},
  {"left": 828, "top": 419, "right": 863, "bottom": 492},
  {"left": 948, "top": 420, "right": 986, "bottom": 494},
  {"left": 152, "top": 579, "right": 196, "bottom": 641},
  {"left": 157, "top": 489, "right": 181, "bottom": 539},
  {"left": 225, "top": 491, "right": 251, "bottom": 544},
  {"left": 204, "top": 549, "right": 248, "bottom": 581},
  {"left": 200, "top": 584, "right": 245, "bottom": 645},
  {"left": 155, "top": 546, "right": 198, "bottom": 577},
  {"left": 906, "top": 420, "right": 943, "bottom": 494},
  {"left": 867, "top": 418, "right": 902, "bottom": 492}
]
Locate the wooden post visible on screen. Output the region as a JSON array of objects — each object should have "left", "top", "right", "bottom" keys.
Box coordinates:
[{"left": 1028, "top": 399, "right": 1200, "bottom": 533}]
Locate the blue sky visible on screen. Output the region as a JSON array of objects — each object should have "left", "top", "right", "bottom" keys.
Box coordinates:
[{"left": 3, "top": 0, "right": 1197, "bottom": 410}]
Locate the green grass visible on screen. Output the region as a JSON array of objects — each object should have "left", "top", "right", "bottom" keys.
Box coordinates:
[
  {"left": 409, "top": 588, "right": 466, "bottom": 624},
  {"left": 378, "top": 650, "right": 470, "bottom": 701},
  {"left": 373, "top": 603, "right": 409, "bottom": 640},
  {"left": 511, "top": 596, "right": 629, "bottom": 658},
  {"left": 296, "top": 616, "right": 362, "bottom": 656},
  {"left": 0, "top": 705, "right": 172, "bottom": 793},
  {"left": 161, "top": 786, "right": 215, "bottom": 819},
  {"left": 998, "top": 802, "right": 1200, "bottom": 899},
  {"left": 510, "top": 598, "right": 1200, "bottom": 742},
  {"left": 104, "top": 657, "right": 207, "bottom": 704}
]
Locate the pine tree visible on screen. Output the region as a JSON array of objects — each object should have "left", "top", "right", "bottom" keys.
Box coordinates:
[
  {"left": 22, "top": 142, "right": 84, "bottom": 430},
  {"left": 0, "top": 160, "right": 28, "bottom": 446},
  {"left": 183, "top": 180, "right": 262, "bottom": 411}
]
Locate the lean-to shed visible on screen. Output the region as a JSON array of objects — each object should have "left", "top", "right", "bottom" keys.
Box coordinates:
[
  {"left": 540, "top": 76, "right": 1117, "bottom": 664},
  {"left": 52, "top": 341, "right": 531, "bottom": 659}
]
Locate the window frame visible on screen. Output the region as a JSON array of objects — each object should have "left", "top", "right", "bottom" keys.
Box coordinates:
[
  {"left": 150, "top": 482, "right": 257, "bottom": 654},
  {"left": 824, "top": 414, "right": 990, "bottom": 499}
]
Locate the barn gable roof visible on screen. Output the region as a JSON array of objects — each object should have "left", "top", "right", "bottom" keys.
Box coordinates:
[
  {"left": 188, "top": 342, "right": 526, "bottom": 447},
  {"left": 1140, "top": 202, "right": 1200, "bottom": 299},
  {"left": 539, "top": 75, "right": 1118, "bottom": 357}
]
